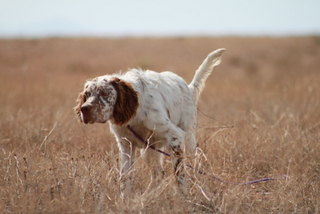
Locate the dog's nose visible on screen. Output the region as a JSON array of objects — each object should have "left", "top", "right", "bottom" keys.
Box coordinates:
[{"left": 81, "top": 105, "right": 91, "bottom": 113}]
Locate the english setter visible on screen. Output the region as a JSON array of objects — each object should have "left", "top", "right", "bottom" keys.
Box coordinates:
[{"left": 74, "top": 48, "right": 226, "bottom": 196}]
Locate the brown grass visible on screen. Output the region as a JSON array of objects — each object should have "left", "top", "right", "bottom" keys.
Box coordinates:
[{"left": 0, "top": 36, "right": 320, "bottom": 213}]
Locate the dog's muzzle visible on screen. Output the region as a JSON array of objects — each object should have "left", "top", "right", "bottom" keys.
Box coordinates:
[{"left": 81, "top": 105, "right": 94, "bottom": 124}]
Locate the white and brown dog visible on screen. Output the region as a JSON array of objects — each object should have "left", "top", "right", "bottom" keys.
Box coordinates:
[{"left": 74, "top": 48, "right": 226, "bottom": 196}]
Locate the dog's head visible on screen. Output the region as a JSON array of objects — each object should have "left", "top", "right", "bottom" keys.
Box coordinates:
[{"left": 74, "top": 76, "right": 139, "bottom": 126}]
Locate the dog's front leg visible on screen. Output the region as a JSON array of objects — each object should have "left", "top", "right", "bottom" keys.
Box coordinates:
[
  {"left": 170, "top": 138, "right": 188, "bottom": 196},
  {"left": 117, "top": 139, "right": 136, "bottom": 197}
]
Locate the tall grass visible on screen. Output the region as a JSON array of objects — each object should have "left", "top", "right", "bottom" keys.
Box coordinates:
[{"left": 0, "top": 37, "right": 319, "bottom": 213}]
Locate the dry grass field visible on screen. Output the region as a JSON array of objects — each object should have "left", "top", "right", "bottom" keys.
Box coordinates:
[{"left": 0, "top": 36, "right": 320, "bottom": 213}]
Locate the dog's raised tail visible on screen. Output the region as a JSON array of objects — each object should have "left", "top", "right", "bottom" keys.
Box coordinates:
[{"left": 189, "top": 48, "right": 226, "bottom": 104}]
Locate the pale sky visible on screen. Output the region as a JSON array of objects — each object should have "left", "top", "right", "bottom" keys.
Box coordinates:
[{"left": 1, "top": 0, "right": 320, "bottom": 38}]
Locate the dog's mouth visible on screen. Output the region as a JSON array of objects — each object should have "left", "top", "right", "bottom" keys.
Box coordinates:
[
  {"left": 82, "top": 113, "right": 109, "bottom": 124},
  {"left": 82, "top": 115, "right": 95, "bottom": 124},
  {"left": 84, "top": 120, "right": 94, "bottom": 124}
]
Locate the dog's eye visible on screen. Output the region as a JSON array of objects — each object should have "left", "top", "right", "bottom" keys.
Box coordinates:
[{"left": 84, "top": 92, "right": 90, "bottom": 99}]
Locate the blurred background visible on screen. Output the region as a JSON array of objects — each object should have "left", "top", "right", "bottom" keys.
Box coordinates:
[
  {"left": 1, "top": 0, "right": 320, "bottom": 38},
  {"left": 1, "top": 1, "right": 320, "bottom": 213}
]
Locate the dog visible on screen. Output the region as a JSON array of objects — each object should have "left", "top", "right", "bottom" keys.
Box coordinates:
[{"left": 74, "top": 48, "right": 226, "bottom": 196}]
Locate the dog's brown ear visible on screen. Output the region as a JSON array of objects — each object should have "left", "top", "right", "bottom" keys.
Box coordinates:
[
  {"left": 74, "top": 92, "right": 85, "bottom": 123},
  {"left": 111, "top": 77, "right": 139, "bottom": 126}
]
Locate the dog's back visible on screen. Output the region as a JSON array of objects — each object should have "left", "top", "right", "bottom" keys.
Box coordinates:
[{"left": 121, "top": 69, "right": 196, "bottom": 132}]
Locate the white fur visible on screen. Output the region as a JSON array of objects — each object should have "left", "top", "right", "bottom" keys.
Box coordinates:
[{"left": 76, "top": 48, "right": 226, "bottom": 196}]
